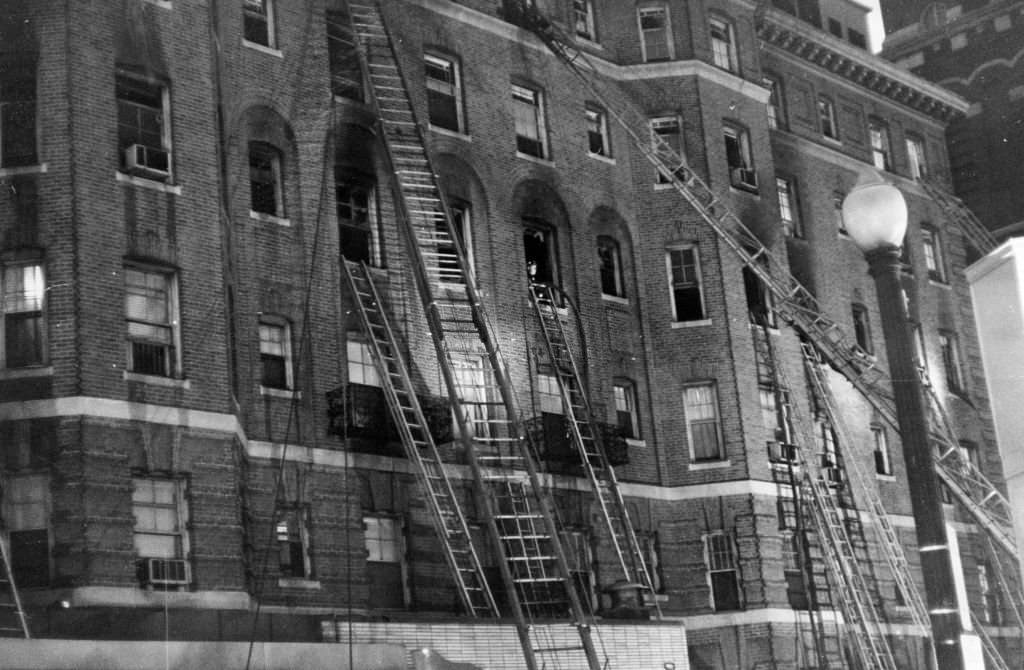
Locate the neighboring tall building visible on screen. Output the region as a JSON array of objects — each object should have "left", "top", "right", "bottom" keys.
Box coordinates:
[
  {"left": 881, "top": 0, "right": 1024, "bottom": 239},
  {"left": 0, "top": 1, "right": 1016, "bottom": 669}
]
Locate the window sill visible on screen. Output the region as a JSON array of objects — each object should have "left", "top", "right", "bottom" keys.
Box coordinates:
[
  {"left": 875, "top": 473, "right": 896, "bottom": 481},
  {"left": 277, "top": 578, "right": 320, "bottom": 590},
  {"left": 689, "top": 459, "right": 731, "bottom": 471},
  {"left": 0, "top": 163, "right": 48, "bottom": 178},
  {"left": 625, "top": 438, "right": 646, "bottom": 448},
  {"left": 927, "top": 278, "right": 951, "bottom": 289},
  {"left": 124, "top": 371, "right": 191, "bottom": 389},
  {"left": 601, "top": 294, "right": 629, "bottom": 306},
  {"left": 0, "top": 365, "right": 53, "bottom": 380},
  {"left": 260, "top": 385, "right": 301, "bottom": 400},
  {"left": 429, "top": 125, "right": 471, "bottom": 141},
  {"left": 671, "top": 319, "right": 712, "bottom": 329},
  {"left": 749, "top": 322, "right": 780, "bottom": 335},
  {"left": 249, "top": 210, "right": 292, "bottom": 227},
  {"left": 729, "top": 183, "right": 760, "bottom": 197},
  {"left": 116, "top": 171, "right": 182, "bottom": 195},
  {"left": 515, "top": 151, "right": 554, "bottom": 167},
  {"left": 142, "top": 0, "right": 172, "bottom": 8},
  {"left": 243, "top": 40, "right": 283, "bottom": 58},
  {"left": 821, "top": 135, "right": 843, "bottom": 147},
  {"left": 653, "top": 182, "right": 678, "bottom": 191},
  {"left": 587, "top": 152, "right": 616, "bottom": 165}
]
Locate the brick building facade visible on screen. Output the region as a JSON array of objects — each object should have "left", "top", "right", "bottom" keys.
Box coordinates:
[{"left": 0, "top": 0, "right": 1014, "bottom": 668}]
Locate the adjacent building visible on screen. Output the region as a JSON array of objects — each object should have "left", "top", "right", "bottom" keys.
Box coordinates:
[{"left": 0, "top": 0, "right": 1014, "bottom": 668}]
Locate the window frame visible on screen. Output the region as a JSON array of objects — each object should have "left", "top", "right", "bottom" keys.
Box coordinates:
[
  {"left": 116, "top": 71, "right": 172, "bottom": 182},
  {"left": 276, "top": 504, "right": 313, "bottom": 579},
  {"left": 243, "top": 0, "right": 277, "bottom": 49},
  {"left": 921, "top": 226, "right": 946, "bottom": 282},
  {"left": 851, "top": 302, "right": 873, "bottom": 355},
  {"left": 1, "top": 262, "right": 46, "bottom": 369},
  {"left": 512, "top": 83, "right": 548, "bottom": 160},
  {"left": 585, "top": 104, "right": 611, "bottom": 158},
  {"left": 0, "top": 63, "right": 38, "bottom": 168},
  {"left": 872, "top": 424, "right": 892, "bottom": 476},
  {"left": 709, "top": 16, "right": 737, "bottom": 73},
  {"left": 939, "top": 330, "right": 964, "bottom": 393},
  {"left": 523, "top": 221, "right": 560, "bottom": 289},
  {"left": 597, "top": 235, "right": 624, "bottom": 298},
  {"left": 347, "top": 339, "right": 381, "bottom": 387},
  {"left": 425, "top": 53, "right": 465, "bottom": 134},
  {"left": 775, "top": 176, "right": 802, "bottom": 238},
  {"left": 906, "top": 133, "right": 927, "bottom": 179},
  {"left": 362, "top": 513, "right": 408, "bottom": 608},
  {"left": 132, "top": 476, "right": 189, "bottom": 561},
  {"left": 336, "top": 176, "right": 382, "bottom": 267},
  {"left": 613, "top": 378, "right": 640, "bottom": 439},
  {"left": 124, "top": 265, "right": 181, "bottom": 378},
  {"left": 650, "top": 115, "right": 684, "bottom": 184},
  {"left": 868, "top": 118, "right": 892, "bottom": 171},
  {"left": 817, "top": 95, "right": 839, "bottom": 140},
  {"left": 723, "top": 122, "right": 757, "bottom": 191},
  {"left": 666, "top": 245, "right": 706, "bottom": 323},
  {"left": 703, "top": 531, "right": 742, "bottom": 611},
  {"left": 259, "top": 316, "right": 293, "bottom": 390},
  {"left": 248, "top": 141, "right": 285, "bottom": 218},
  {"left": 764, "top": 75, "right": 785, "bottom": 130},
  {"left": 327, "top": 8, "right": 363, "bottom": 101},
  {"left": 637, "top": 4, "right": 674, "bottom": 63},
  {"left": 683, "top": 381, "right": 724, "bottom": 462},
  {"left": 833, "top": 191, "right": 848, "bottom": 235},
  {"left": 572, "top": 0, "right": 597, "bottom": 41},
  {"left": 1, "top": 472, "right": 51, "bottom": 588}
]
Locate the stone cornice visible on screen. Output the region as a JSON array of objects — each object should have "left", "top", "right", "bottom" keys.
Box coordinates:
[{"left": 758, "top": 8, "right": 969, "bottom": 123}]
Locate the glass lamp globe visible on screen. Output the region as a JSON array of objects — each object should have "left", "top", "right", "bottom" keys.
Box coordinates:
[{"left": 841, "top": 173, "right": 908, "bottom": 252}]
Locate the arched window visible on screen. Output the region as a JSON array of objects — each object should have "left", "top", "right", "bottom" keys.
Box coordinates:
[{"left": 597, "top": 236, "right": 623, "bottom": 297}]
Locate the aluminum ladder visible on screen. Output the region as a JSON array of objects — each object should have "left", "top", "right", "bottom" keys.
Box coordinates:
[
  {"left": 341, "top": 259, "right": 499, "bottom": 618},
  {"left": 340, "top": 3, "right": 603, "bottom": 668},
  {"left": 528, "top": 283, "right": 662, "bottom": 617}
]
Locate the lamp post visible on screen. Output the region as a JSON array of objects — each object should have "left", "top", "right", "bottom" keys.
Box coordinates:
[{"left": 842, "top": 174, "right": 967, "bottom": 670}]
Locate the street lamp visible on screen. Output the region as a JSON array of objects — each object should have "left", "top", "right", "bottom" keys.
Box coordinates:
[{"left": 842, "top": 173, "right": 971, "bottom": 670}]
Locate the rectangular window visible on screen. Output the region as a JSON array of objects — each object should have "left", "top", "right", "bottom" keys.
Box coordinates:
[
  {"left": 704, "top": 532, "right": 741, "bottom": 611},
  {"left": 764, "top": 76, "right": 784, "bottom": 130},
  {"left": 638, "top": 5, "right": 673, "bottom": 62},
  {"left": 125, "top": 267, "right": 179, "bottom": 377},
  {"left": 132, "top": 478, "right": 188, "bottom": 559},
  {"left": 364, "top": 515, "right": 405, "bottom": 608},
  {"left": 437, "top": 200, "right": 472, "bottom": 284},
  {"left": 116, "top": 74, "right": 170, "bottom": 180},
  {"left": 614, "top": 380, "right": 639, "bottom": 439},
  {"left": 425, "top": 54, "right": 463, "bottom": 133},
  {"left": 0, "top": 65, "right": 37, "bottom": 167},
  {"left": 922, "top": 227, "right": 946, "bottom": 282},
  {"left": 776, "top": 177, "right": 802, "bottom": 237},
  {"left": 872, "top": 424, "right": 892, "bottom": 475},
  {"left": 724, "top": 124, "right": 757, "bottom": 190},
  {"left": 454, "top": 355, "right": 495, "bottom": 440},
  {"left": 249, "top": 142, "right": 284, "bottom": 217},
  {"left": 562, "top": 529, "right": 596, "bottom": 609},
  {"left": 512, "top": 84, "right": 547, "bottom": 159},
  {"left": 336, "top": 177, "right": 380, "bottom": 266},
  {"left": 906, "top": 134, "right": 927, "bottom": 179},
  {"left": 585, "top": 106, "right": 610, "bottom": 157},
  {"left": 277, "top": 506, "right": 311, "bottom": 578},
  {"left": 667, "top": 246, "right": 705, "bottom": 322},
  {"left": 640, "top": 533, "right": 662, "bottom": 593},
  {"left": 538, "top": 372, "right": 563, "bottom": 415},
  {"left": 939, "top": 331, "right": 964, "bottom": 393},
  {"left": 573, "top": 0, "right": 596, "bottom": 40},
  {"left": 684, "top": 383, "right": 723, "bottom": 461},
  {"left": 597, "top": 236, "right": 623, "bottom": 297},
  {"left": 743, "top": 265, "right": 775, "bottom": 327},
  {"left": 869, "top": 119, "right": 891, "bottom": 171},
  {"left": 834, "top": 192, "right": 847, "bottom": 234},
  {"left": 817, "top": 96, "right": 838, "bottom": 140},
  {"left": 2, "top": 473, "right": 50, "bottom": 588},
  {"left": 759, "top": 387, "right": 782, "bottom": 442},
  {"left": 243, "top": 0, "right": 276, "bottom": 48},
  {"left": 709, "top": 17, "right": 737, "bottom": 72},
  {"left": 327, "top": 9, "right": 363, "bottom": 101},
  {"left": 346, "top": 340, "right": 380, "bottom": 387},
  {"left": 524, "top": 224, "right": 559, "bottom": 288},
  {"left": 650, "top": 116, "right": 684, "bottom": 183},
  {"left": 828, "top": 18, "right": 843, "bottom": 37},
  {"left": 851, "top": 303, "right": 872, "bottom": 354},
  {"left": 259, "top": 319, "right": 292, "bottom": 389},
  {"left": 913, "top": 323, "right": 928, "bottom": 372},
  {"left": 2, "top": 263, "right": 45, "bottom": 368},
  {"left": 848, "top": 28, "right": 867, "bottom": 48}
]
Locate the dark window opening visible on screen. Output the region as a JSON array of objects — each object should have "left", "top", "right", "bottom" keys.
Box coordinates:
[
  {"left": 524, "top": 224, "right": 558, "bottom": 288},
  {"left": 0, "top": 65, "right": 37, "bottom": 167}
]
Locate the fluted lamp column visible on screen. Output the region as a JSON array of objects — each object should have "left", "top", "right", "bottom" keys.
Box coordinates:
[{"left": 842, "top": 173, "right": 973, "bottom": 670}]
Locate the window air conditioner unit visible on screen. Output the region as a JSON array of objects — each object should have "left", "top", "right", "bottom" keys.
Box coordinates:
[
  {"left": 143, "top": 557, "right": 191, "bottom": 586},
  {"left": 731, "top": 167, "right": 758, "bottom": 189},
  {"left": 124, "top": 143, "right": 170, "bottom": 179}
]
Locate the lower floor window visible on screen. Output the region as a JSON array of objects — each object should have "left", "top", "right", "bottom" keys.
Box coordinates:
[
  {"left": 364, "top": 515, "right": 405, "bottom": 608},
  {"left": 2, "top": 473, "right": 50, "bottom": 588},
  {"left": 132, "top": 477, "right": 188, "bottom": 559},
  {"left": 704, "top": 531, "right": 741, "bottom": 611},
  {"left": 277, "top": 506, "right": 312, "bottom": 578}
]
